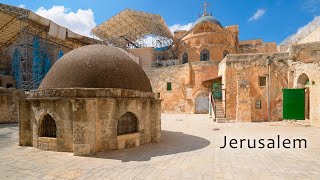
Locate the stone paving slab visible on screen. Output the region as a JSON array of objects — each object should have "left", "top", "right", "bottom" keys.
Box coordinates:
[{"left": 0, "top": 114, "right": 319, "bottom": 179}]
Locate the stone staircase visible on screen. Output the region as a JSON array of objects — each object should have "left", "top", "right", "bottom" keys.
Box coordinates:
[{"left": 214, "top": 101, "right": 226, "bottom": 123}]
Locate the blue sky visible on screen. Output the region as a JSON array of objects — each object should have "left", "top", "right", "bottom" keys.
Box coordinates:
[{"left": 1, "top": 0, "right": 320, "bottom": 44}]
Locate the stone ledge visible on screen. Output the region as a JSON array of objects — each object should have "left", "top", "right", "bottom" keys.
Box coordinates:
[{"left": 23, "top": 88, "right": 158, "bottom": 99}]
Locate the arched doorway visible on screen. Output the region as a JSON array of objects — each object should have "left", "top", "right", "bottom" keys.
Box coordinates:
[
  {"left": 39, "top": 114, "right": 57, "bottom": 138},
  {"left": 195, "top": 92, "right": 209, "bottom": 114},
  {"left": 297, "top": 73, "right": 310, "bottom": 119}
]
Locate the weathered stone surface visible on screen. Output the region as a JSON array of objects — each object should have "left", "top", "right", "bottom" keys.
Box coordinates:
[
  {"left": 19, "top": 88, "right": 161, "bottom": 156},
  {"left": 0, "top": 88, "right": 23, "bottom": 123},
  {"left": 39, "top": 45, "right": 153, "bottom": 92}
]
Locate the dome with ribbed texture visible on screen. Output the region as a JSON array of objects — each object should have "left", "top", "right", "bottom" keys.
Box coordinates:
[{"left": 39, "top": 45, "right": 153, "bottom": 92}]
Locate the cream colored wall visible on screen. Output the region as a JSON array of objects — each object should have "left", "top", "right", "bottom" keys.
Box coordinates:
[
  {"left": 129, "top": 48, "right": 154, "bottom": 69},
  {"left": 299, "top": 26, "right": 320, "bottom": 44}
]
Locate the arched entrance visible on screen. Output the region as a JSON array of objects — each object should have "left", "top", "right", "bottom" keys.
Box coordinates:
[
  {"left": 297, "top": 73, "right": 310, "bottom": 119},
  {"left": 195, "top": 92, "right": 209, "bottom": 114}
]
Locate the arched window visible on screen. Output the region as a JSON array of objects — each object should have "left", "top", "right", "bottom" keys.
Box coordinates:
[
  {"left": 223, "top": 50, "right": 229, "bottom": 58},
  {"left": 182, "top": 53, "right": 188, "bottom": 64},
  {"left": 39, "top": 114, "right": 57, "bottom": 138},
  {"left": 297, "top": 73, "right": 310, "bottom": 88},
  {"left": 200, "top": 49, "right": 210, "bottom": 61},
  {"left": 117, "top": 112, "right": 138, "bottom": 135}
]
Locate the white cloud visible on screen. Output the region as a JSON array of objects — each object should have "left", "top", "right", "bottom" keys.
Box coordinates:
[
  {"left": 18, "top": 4, "right": 26, "bottom": 8},
  {"left": 169, "top": 23, "right": 193, "bottom": 33},
  {"left": 35, "top": 6, "right": 96, "bottom": 37},
  {"left": 248, "top": 9, "right": 266, "bottom": 21}
]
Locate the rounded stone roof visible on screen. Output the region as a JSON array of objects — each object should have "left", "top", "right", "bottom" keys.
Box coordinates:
[
  {"left": 192, "top": 15, "right": 223, "bottom": 28},
  {"left": 39, "top": 45, "right": 153, "bottom": 92}
]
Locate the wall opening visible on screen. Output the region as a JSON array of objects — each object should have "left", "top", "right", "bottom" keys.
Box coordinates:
[
  {"left": 167, "top": 82, "right": 172, "bottom": 91},
  {"left": 182, "top": 53, "right": 188, "bottom": 64},
  {"left": 117, "top": 112, "right": 138, "bottom": 135},
  {"left": 200, "top": 49, "right": 210, "bottom": 61},
  {"left": 39, "top": 114, "right": 57, "bottom": 138},
  {"left": 195, "top": 92, "right": 209, "bottom": 114},
  {"left": 223, "top": 50, "right": 229, "bottom": 58},
  {"left": 297, "top": 73, "right": 310, "bottom": 119},
  {"left": 259, "top": 76, "right": 267, "bottom": 87}
]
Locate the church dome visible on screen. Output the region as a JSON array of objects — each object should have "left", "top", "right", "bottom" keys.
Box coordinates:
[
  {"left": 39, "top": 45, "right": 153, "bottom": 92},
  {"left": 192, "top": 15, "right": 223, "bottom": 29}
]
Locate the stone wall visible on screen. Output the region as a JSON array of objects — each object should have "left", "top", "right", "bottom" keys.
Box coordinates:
[
  {"left": 0, "top": 75, "right": 15, "bottom": 88},
  {"left": 0, "top": 88, "right": 21, "bottom": 123},
  {"left": 19, "top": 88, "right": 161, "bottom": 156},
  {"left": 290, "top": 41, "right": 320, "bottom": 63},
  {"left": 290, "top": 61, "right": 320, "bottom": 127},
  {"left": 174, "top": 22, "right": 238, "bottom": 62},
  {"left": 129, "top": 47, "right": 154, "bottom": 69},
  {"left": 146, "top": 61, "right": 220, "bottom": 113},
  {"left": 239, "top": 39, "right": 278, "bottom": 54},
  {"left": 222, "top": 53, "right": 290, "bottom": 122}
]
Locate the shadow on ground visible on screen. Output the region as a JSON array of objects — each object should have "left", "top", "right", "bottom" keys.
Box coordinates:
[{"left": 95, "top": 130, "right": 210, "bottom": 162}]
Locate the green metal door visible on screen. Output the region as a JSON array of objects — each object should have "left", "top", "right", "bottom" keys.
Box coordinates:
[
  {"left": 283, "top": 89, "right": 305, "bottom": 120},
  {"left": 212, "top": 82, "right": 222, "bottom": 100}
]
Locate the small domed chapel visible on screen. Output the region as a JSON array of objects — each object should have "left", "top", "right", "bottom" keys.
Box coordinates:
[{"left": 19, "top": 45, "right": 161, "bottom": 156}]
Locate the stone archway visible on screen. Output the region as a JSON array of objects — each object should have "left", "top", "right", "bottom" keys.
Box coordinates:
[
  {"left": 297, "top": 73, "right": 310, "bottom": 119},
  {"left": 297, "top": 73, "right": 310, "bottom": 88},
  {"left": 195, "top": 92, "right": 209, "bottom": 114}
]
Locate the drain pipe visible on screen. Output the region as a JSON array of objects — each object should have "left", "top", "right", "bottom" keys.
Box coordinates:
[{"left": 267, "top": 57, "right": 272, "bottom": 122}]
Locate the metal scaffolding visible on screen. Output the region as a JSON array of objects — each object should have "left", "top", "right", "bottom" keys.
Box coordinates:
[
  {"left": 0, "top": 3, "right": 101, "bottom": 90},
  {"left": 92, "top": 9, "right": 174, "bottom": 66}
]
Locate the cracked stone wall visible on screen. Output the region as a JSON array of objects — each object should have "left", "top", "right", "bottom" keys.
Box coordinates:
[
  {"left": 222, "top": 53, "right": 290, "bottom": 122},
  {"left": 146, "top": 61, "right": 219, "bottom": 113},
  {"left": 19, "top": 89, "right": 161, "bottom": 156},
  {"left": 0, "top": 88, "right": 21, "bottom": 123}
]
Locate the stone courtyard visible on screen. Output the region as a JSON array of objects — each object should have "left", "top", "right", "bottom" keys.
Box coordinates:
[{"left": 0, "top": 114, "right": 320, "bottom": 180}]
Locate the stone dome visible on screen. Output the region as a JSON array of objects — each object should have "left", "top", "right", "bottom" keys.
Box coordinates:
[
  {"left": 39, "top": 45, "right": 153, "bottom": 92},
  {"left": 192, "top": 15, "right": 223, "bottom": 28}
]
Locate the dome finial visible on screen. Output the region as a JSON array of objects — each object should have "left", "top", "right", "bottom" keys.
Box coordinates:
[{"left": 202, "top": 0, "right": 210, "bottom": 16}]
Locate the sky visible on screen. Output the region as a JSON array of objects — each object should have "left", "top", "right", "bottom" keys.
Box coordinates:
[{"left": 1, "top": 0, "right": 320, "bottom": 44}]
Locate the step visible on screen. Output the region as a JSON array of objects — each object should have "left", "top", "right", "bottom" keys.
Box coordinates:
[{"left": 216, "top": 118, "right": 227, "bottom": 123}]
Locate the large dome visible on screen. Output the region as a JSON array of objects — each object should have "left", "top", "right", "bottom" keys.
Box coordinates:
[
  {"left": 192, "top": 15, "right": 223, "bottom": 28},
  {"left": 39, "top": 45, "right": 153, "bottom": 92}
]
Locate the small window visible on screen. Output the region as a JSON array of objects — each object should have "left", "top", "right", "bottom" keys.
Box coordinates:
[
  {"left": 259, "top": 76, "right": 267, "bottom": 87},
  {"left": 200, "top": 49, "right": 210, "bottom": 61},
  {"left": 117, "top": 112, "right": 138, "bottom": 135},
  {"left": 223, "top": 50, "right": 230, "bottom": 58},
  {"left": 182, "top": 53, "right": 188, "bottom": 64},
  {"left": 40, "top": 114, "right": 57, "bottom": 138},
  {"left": 167, "top": 82, "right": 172, "bottom": 91},
  {"left": 255, "top": 100, "right": 262, "bottom": 109}
]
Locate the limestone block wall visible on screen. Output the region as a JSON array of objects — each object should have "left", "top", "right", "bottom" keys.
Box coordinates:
[
  {"left": 19, "top": 88, "right": 161, "bottom": 156},
  {"left": 223, "top": 53, "right": 289, "bottom": 121},
  {"left": 239, "top": 39, "right": 278, "bottom": 54},
  {"left": 0, "top": 88, "right": 20, "bottom": 123},
  {"left": 129, "top": 47, "right": 154, "bottom": 69},
  {"left": 290, "top": 41, "right": 320, "bottom": 63},
  {"left": 176, "top": 23, "right": 238, "bottom": 62},
  {"left": 146, "top": 61, "right": 219, "bottom": 113},
  {"left": 290, "top": 61, "right": 320, "bottom": 127},
  {"left": 19, "top": 99, "right": 74, "bottom": 152}
]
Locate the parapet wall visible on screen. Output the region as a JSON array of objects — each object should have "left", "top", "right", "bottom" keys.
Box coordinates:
[{"left": 0, "top": 88, "right": 23, "bottom": 123}]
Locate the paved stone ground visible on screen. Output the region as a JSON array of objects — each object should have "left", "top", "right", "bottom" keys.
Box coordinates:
[{"left": 0, "top": 114, "right": 320, "bottom": 180}]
